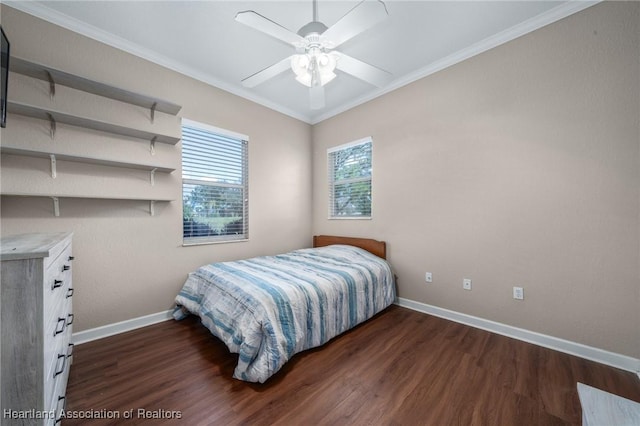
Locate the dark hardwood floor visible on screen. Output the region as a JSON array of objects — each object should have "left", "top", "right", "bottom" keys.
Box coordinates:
[{"left": 64, "top": 305, "right": 640, "bottom": 425}]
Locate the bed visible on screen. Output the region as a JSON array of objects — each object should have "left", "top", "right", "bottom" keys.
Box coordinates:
[{"left": 173, "top": 235, "right": 395, "bottom": 383}]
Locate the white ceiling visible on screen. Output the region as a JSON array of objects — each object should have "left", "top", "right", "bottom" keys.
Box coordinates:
[{"left": 7, "top": 1, "right": 597, "bottom": 124}]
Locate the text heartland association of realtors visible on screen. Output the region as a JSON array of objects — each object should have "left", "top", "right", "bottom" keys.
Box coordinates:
[{"left": 3, "top": 408, "right": 182, "bottom": 420}]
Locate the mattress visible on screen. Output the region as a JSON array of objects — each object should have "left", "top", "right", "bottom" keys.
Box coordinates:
[{"left": 173, "top": 244, "right": 396, "bottom": 382}]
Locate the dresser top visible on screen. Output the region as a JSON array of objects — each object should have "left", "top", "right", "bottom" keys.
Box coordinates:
[
  {"left": 578, "top": 382, "right": 640, "bottom": 426},
  {"left": 1, "top": 231, "right": 73, "bottom": 261}
]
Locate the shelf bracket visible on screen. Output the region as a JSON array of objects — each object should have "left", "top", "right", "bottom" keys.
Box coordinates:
[
  {"left": 150, "top": 168, "right": 157, "bottom": 186},
  {"left": 149, "top": 200, "right": 155, "bottom": 217},
  {"left": 51, "top": 197, "right": 60, "bottom": 217},
  {"left": 46, "top": 70, "right": 56, "bottom": 100},
  {"left": 47, "top": 113, "right": 56, "bottom": 139},
  {"left": 150, "top": 136, "right": 157, "bottom": 155},
  {"left": 150, "top": 102, "right": 157, "bottom": 124},
  {"left": 50, "top": 154, "right": 57, "bottom": 178}
]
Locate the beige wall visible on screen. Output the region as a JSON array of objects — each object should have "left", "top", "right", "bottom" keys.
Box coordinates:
[
  {"left": 312, "top": 2, "right": 640, "bottom": 358},
  {"left": 0, "top": 6, "right": 312, "bottom": 332},
  {"left": 1, "top": 2, "right": 638, "bottom": 360}
]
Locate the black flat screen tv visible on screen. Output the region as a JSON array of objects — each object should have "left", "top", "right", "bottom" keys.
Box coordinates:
[{"left": 1, "top": 26, "right": 9, "bottom": 128}]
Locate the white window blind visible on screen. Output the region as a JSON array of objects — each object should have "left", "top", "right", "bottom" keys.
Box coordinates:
[
  {"left": 328, "top": 138, "right": 372, "bottom": 219},
  {"left": 182, "top": 120, "right": 248, "bottom": 244}
]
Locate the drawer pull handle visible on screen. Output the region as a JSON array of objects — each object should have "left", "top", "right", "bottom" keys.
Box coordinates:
[
  {"left": 52, "top": 279, "right": 63, "bottom": 290},
  {"left": 55, "top": 395, "right": 66, "bottom": 424},
  {"left": 54, "top": 317, "right": 66, "bottom": 336},
  {"left": 54, "top": 353, "right": 66, "bottom": 378},
  {"left": 66, "top": 288, "right": 74, "bottom": 298},
  {"left": 67, "top": 343, "right": 74, "bottom": 358},
  {"left": 62, "top": 265, "right": 70, "bottom": 271},
  {"left": 68, "top": 256, "right": 75, "bottom": 261},
  {"left": 67, "top": 313, "right": 74, "bottom": 325}
]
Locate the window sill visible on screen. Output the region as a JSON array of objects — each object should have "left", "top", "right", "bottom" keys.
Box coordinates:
[
  {"left": 182, "top": 238, "right": 249, "bottom": 247},
  {"left": 328, "top": 217, "right": 372, "bottom": 220}
]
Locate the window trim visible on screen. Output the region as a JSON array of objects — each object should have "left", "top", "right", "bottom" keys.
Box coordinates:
[
  {"left": 328, "top": 137, "right": 373, "bottom": 220},
  {"left": 181, "top": 119, "right": 249, "bottom": 246},
  {"left": 181, "top": 118, "right": 248, "bottom": 143}
]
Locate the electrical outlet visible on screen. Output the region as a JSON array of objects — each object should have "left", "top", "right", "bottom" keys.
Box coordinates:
[
  {"left": 513, "top": 286, "right": 524, "bottom": 300},
  {"left": 425, "top": 272, "right": 432, "bottom": 283},
  {"left": 463, "top": 278, "right": 472, "bottom": 290}
]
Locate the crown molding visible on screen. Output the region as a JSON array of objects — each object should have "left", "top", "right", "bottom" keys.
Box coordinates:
[
  {"left": 5, "top": 0, "right": 600, "bottom": 126},
  {"left": 309, "top": 0, "right": 601, "bottom": 124},
  {"left": 3, "top": 1, "right": 312, "bottom": 123}
]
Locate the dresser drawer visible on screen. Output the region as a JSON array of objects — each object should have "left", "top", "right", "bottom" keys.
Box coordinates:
[
  {"left": 44, "top": 279, "right": 74, "bottom": 329},
  {"left": 44, "top": 350, "right": 68, "bottom": 413},
  {"left": 44, "top": 331, "right": 72, "bottom": 414},
  {"left": 47, "top": 352, "right": 71, "bottom": 423},
  {"left": 45, "top": 320, "right": 72, "bottom": 382},
  {"left": 40, "top": 237, "right": 73, "bottom": 271},
  {"left": 44, "top": 285, "right": 71, "bottom": 329},
  {"left": 44, "top": 309, "right": 73, "bottom": 381},
  {"left": 47, "top": 385, "right": 67, "bottom": 426},
  {"left": 43, "top": 244, "right": 74, "bottom": 324},
  {"left": 44, "top": 239, "right": 73, "bottom": 278}
]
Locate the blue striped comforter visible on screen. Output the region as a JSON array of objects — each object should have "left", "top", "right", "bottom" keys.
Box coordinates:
[{"left": 173, "top": 244, "right": 395, "bottom": 383}]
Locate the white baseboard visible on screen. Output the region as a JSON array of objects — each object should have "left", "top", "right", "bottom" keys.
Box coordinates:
[
  {"left": 396, "top": 297, "right": 640, "bottom": 376},
  {"left": 72, "top": 309, "right": 174, "bottom": 345}
]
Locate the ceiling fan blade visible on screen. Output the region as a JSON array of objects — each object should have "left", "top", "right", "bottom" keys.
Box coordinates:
[
  {"left": 334, "top": 52, "right": 392, "bottom": 88},
  {"left": 309, "top": 85, "right": 325, "bottom": 110},
  {"left": 321, "top": 0, "right": 388, "bottom": 48},
  {"left": 235, "top": 11, "right": 304, "bottom": 46},
  {"left": 241, "top": 55, "right": 295, "bottom": 88}
]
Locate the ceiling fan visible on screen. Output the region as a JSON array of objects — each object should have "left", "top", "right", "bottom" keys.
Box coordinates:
[{"left": 235, "top": 0, "right": 393, "bottom": 110}]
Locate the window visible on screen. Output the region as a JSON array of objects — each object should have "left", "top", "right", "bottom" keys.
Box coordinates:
[
  {"left": 328, "top": 138, "right": 372, "bottom": 219},
  {"left": 182, "top": 119, "right": 248, "bottom": 244}
]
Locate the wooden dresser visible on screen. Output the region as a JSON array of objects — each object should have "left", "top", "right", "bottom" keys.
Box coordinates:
[{"left": 1, "top": 232, "right": 74, "bottom": 425}]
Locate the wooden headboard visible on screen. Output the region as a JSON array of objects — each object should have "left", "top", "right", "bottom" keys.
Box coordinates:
[{"left": 313, "top": 235, "right": 386, "bottom": 259}]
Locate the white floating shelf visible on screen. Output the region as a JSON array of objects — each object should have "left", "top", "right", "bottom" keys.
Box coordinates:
[
  {"left": 1, "top": 147, "right": 176, "bottom": 174},
  {"left": 10, "top": 57, "right": 182, "bottom": 116},
  {"left": 1, "top": 193, "right": 174, "bottom": 217},
  {"left": 1, "top": 192, "right": 175, "bottom": 202},
  {"left": 7, "top": 101, "right": 181, "bottom": 145}
]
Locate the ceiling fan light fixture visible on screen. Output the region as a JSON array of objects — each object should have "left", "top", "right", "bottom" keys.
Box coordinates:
[
  {"left": 318, "top": 52, "right": 336, "bottom": 69},
  {"left": 291, "top": 54, "right": 309, "bottom": 76},
  {"left": 291, "top": 52, "right": 337, "bottom": 88},
  {"left": 236, "top": 0, "right": 391, "bottom": 110},
  {"left": 295, "top": 69, "right": 336, "bottom": 87}
]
